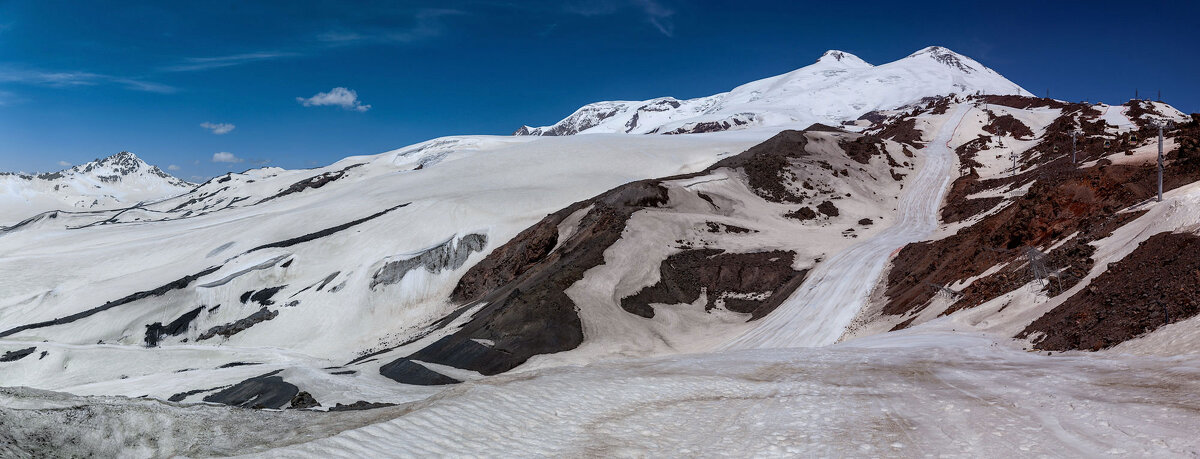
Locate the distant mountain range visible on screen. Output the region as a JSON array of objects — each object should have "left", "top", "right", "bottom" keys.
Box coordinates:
[
  {"left": 515, "top": 46, "right": 1030, "bottom": 136},
  {"left": 0, "top": 152, "right": 193, "bottom": 225}
]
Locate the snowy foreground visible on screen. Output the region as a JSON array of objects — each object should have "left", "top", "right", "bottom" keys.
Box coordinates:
[{"left": 3, "top": 332, "right": 1198, "bottom": 457}]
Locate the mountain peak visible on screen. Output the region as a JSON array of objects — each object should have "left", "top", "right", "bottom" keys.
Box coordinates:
[
  {"left": 816, "top": 49, "right": 869, "bottom": 67},
  {"left": 905, "top": 46, "right": 976, "bottom": 73}
]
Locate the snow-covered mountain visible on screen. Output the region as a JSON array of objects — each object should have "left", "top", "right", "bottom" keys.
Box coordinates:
[
  {"left": 515, "top": 47, "right": 1031, "bottom": 136},
  {"left": 0, "top": 152, "right": 194, "bottom": 226},
  {"left": 3, "top": 48, "right": 1200, "bottom": 457}
]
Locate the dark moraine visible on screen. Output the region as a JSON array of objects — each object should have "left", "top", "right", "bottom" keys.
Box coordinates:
[
  {"left": 217, "top": 361, "right": 262, "bottom": 369},
  {"left": 144, "top": 306, "right": 205, "bottom": 347},
  {"left": 0, "top": 347, "right": 36, "bottom": 362},
  {"left": 378, "top": 128, "right": 833, "bottom": 383},
  {"left": 620, "top": 249, "right": 807, "bottom": 320},
  {"left": 394, "top": 181, "right": 671, "bottom": 378},
  {"left": 840, "top": 135, "right": 885, "bottom": 164},
  {"left": 816, "top": 201, "right": 840, "bottom": 217},
  {"left": 379, "top": 359, "right": 461, "bottom": 385},
  {"left": 0, "top": 266, "right": 220, "bottom": 339},
  {"left": 249, "top": 286, "right": 287, "bottom": 306},
  {"left": 202, "top": 370, "right": 298, "bottom": 409},
  {"left": 168, "top": 386, "right": 223, "bottom": 402},
  {"left": 785, "top": 206, "right": 817, "bottom": 221},
  {"left": 256, "top": 163, "right": 365, "bottom": 204},
  {"left": 328, "top": 401, "right": 398, "bottom": 412},
  {"left": 245, "top": 203, "right": 409, "bottom": 253},
  {"left": 198, "top": 307, "right": 278, "bottom": 341},
  {"left": 289, "top": 391, "right": 321, "bottom": 409},
  {"left": 1019, "top": 232, "right": 1200, "bottom": 351}
]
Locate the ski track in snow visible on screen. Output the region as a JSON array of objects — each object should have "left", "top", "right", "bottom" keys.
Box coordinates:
[
  {"left": 721, "top": 104, "right": 971, "bottom": 350},
  {"left": 253, "top": 333, "right": 1200, "bottom": 458}
]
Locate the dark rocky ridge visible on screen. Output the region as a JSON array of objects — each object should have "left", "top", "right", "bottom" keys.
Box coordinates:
[
  {"left": 619, "top": 249, "right": 807, "bottom": 320},
  {"left": 144, "top": 306, "right": 205, "bottom": 347},
  {"left": 0, "top": 347, "right": 36, "bottom": 362},
  {"left": 0, "top": 266, "right": 221, "bottom": 339},
  {"left": 380, "top": 128, "right": 851, "bottom": 384},
  {"left": 1019, "top": 232, "right": 1200, "bottom": 351},
  {"left": 202, "top": 370, "right": 298, "bottom": 409},
  {"left": 883, "top": 99, "right": 1200, "bottom": 352}
]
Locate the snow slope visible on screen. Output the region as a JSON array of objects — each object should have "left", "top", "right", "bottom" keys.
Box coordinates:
[
  {"left": 516, "top": 47, "right": 1030, "bottom": 136},
  {"left": 0, "top": 152, "right": 193, "bottom": 226},
  {"left": 7, "top": 332, "right": 1198, "bottom": 457},
  {"left": 723, "top": 104, "right": 968, "bottom": 349}
]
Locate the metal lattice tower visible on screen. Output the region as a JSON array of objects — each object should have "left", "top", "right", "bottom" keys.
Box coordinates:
[
  {"left": 1070, "top": 130, "right": 1082, "bottom": 165},
  {"left": 1148, "top": 119, "right": 1173, "bottom": 202}
]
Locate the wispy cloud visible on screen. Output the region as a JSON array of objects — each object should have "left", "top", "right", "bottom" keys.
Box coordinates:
[
  {"left": 162, "top": 51, "right": 298, "bottom": 72},
  {"left": 200, "top": 121, "right": 236, "bottom": 135},
  {"left": 0, "top": 67, "right": 176, "bottom": 93},
  {"left": 297, "top": 87, "right": 370, "bottom": 112},
  {"left": 212, "top": 152, "right": 243, "bottom": 163},
  {"left": 562, "top": 0, "right": 676, "bottom": 37},
  {"left": 167, "top": 164, "right": 181, "bottom": 171},
  {"left": 317, "top": 8, "right": 465, "bottom": 45},
  {"left": 57, "top": 160, "right": 71, "bottom": 167},
  {"left": 632, "top": 0, "right": 675, "bottom": 37}
]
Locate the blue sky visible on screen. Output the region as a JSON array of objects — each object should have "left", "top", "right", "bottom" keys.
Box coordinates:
[{"left": 1, "top": 0, "right": 1197, "bottom": 180}]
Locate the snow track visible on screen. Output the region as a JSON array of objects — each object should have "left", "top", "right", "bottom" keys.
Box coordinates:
[
  {"left": 722, "top": 105, "right": 971, "bottom": 349},
  {"left": 252, "top": 333, "right": 1200, "bottom": 457}
]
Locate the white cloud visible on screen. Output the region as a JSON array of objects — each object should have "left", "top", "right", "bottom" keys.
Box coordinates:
[
  {"left": 200, "top": 121, "right": 236, "bottom": 135},
  {"left": 57, "top": 160, "right": 71, "bottom": 167},
  {"left": 167, "top": 164, "right": 181, "bottom": 171},
  {"left": 212, "top": 152, "right": 243, "bottom": 163},
  {"left": 296, "top": 87, "right": 371, "bottom": 112}
]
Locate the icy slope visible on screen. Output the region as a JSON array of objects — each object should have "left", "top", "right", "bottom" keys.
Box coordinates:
[
  {"left": 0, "top": 130, "right": 783, "bottom": 407},
  {"left": 0, "top": 152, "right": 193, "bottom": 226},
  {"left": 6, "top": 333, "right": 1198, "bottom": 457},
  {"left": 516, "top": 47, "right": 1030, "bottom": 136},
  {"left": 249, "top": 332, "right": 1199, "bottom": 457},
  {"left": 723, "top": 103, "right": 969, "bottom": 349}
]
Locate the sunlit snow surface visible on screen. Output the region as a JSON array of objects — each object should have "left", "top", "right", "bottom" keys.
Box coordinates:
[{"left": 3, "top": 333, "right": 1198, "bottom": 457}]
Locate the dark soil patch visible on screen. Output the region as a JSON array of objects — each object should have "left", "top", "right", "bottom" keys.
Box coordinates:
[
  {"left": 874, "top": 118, "right": 924, "bottom": 146},
  {"left": 785, "top": 207, "right": 817, "bottom": 220},
  {"left": 144, "top": 306, "right": 205, "bottom": 347},
  {"left": 202, "top": 370, "right": 298, "bottom": 409},
  {"left": 886, "top": 114, "right": 1200, "bottom": 321},
  {"left": 250, "top": 286, "right": 286, "bottom": 306},
  {"left": 257, "top": 163, "right": 364, "bottom": 204},
  {"left": 328, "top": 401, "right": 397, "bottom": 412},
  {"left": 289, "top": 391, "right": 321, "bottom": 409},
  {"left": 979, "top": 95, "right": 1070, "bottom": 110},
  {"left": 619, "top": 249, "right": 807, "bottom": 320},
  {"left": 1019, "top": 232, "right": 1200, "bottom": 351},
  {"left": 0, "top": 347, "right": 36, "bottom": 362},
  {"left": 245, "top": 203, "right": 408, "bottom": 253},
  {"left": 804, "top": 123, "right": 843, "bottom": 132},
  {"left": 840, "top": 135, "right": 885, "bottom": 165},
  {"left": 0, "top": 266, "right": 221, "bottom": 339},
  {"left": 198, "top": 307, "right": 278, "bottom": 341},
  {"left": 984, "top": 114, "right": 1035, "bottom": 140},
  {"left": 817, "top": 201, "right": 839, "bottom": 217},
  {"left": 379, "top": 359, "right": 462, "bottom": 385},
  {"left": 704, "top": 221, "right": 753, "bottom": 234}
]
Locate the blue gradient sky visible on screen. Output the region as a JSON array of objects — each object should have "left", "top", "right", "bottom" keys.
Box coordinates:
[{"left": 1, "top": 0, "right": 1197, "bottom": 179}]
